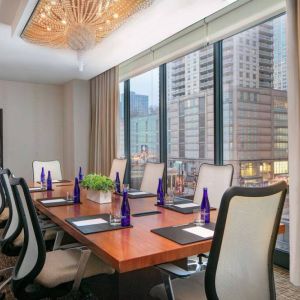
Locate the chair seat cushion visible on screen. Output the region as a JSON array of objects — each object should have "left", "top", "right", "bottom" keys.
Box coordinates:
[
  {"left": 150, "top": 271, "right": 207, "bottom": 300},
  {"left": 0, "top": 207, "right": 9, "bottom": 221},
  {"left": 13, "top": 230, "right": 24, "bottom": 247},
  {"left": 43, "top": 228, "right": 58, "bottom": 241},
  {"left": 35, "top": 248, "right": 115, "bottom": 288}
]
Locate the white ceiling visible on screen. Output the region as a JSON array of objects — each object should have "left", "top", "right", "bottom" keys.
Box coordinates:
[{"left": 0, "top": 0, "right": 237, "bottom": 85}]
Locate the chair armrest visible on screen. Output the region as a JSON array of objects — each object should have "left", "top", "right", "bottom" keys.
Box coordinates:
[
  {"left": 156, "top": 263, "right": 192, "bottom": 278},
  {"left": 52, "top": 231, "right": 82, "bottom": 251},
  {"left": 40, "top": 223, "right": 59, "bottom": 230},
  {"left": 72, "top": 247, "right": 92, "bottom": 292},
  {"left": 58, "top": 242, "right": 82, "bottom": 250},
  {"left": 37, "top": 213, "right": 49, "bottom": 220}
]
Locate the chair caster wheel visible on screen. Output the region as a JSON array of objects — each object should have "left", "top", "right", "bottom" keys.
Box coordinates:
[{"left": 0, "top": 292, "right": 6, "bottom": 300}]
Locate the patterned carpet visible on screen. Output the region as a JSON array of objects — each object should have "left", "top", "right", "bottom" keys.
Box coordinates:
[
  {"left": 275, "top": 266, "right": 300, "bottom": 299},
  {"left": 0, "top": 251, "right": 299, "bottom": 300}
]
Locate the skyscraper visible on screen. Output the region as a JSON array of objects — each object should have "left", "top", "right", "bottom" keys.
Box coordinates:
[{"left": 166, "top": 18, "right": 288, "bottom": 189}]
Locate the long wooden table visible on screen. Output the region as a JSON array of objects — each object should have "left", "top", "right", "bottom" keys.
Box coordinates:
[{"left": 31, "top": 183, "right": 285, "bottom": 274}]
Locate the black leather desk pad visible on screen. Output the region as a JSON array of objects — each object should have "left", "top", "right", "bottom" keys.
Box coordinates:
[
  {"left": 157, "top": 197, "right": 216, "bottom": 214},
  {"left": 29, "top": 187, "right": 53, "bottom": 193},
  {"left": 38, "top": 197, "right": 80, "bottom": 207},
  {"left": 115, "top": 189, "right": 156, "bottom": 198},
  {"left": 66, "top": 213, "right": 132, "bottom": 234},
  {"left": 151, "top": 222, "right": 215, "bottom": 245},
  {"left": 37, "top": 179, "right": 72, "bottom": 184}
]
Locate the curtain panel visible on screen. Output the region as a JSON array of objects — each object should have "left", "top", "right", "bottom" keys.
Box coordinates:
[
  {"left": 287, "top": 0, "right": 300, "bottom": 286},
  {"left": 89, "top": 67, "right": 119, "bottom": 176}
]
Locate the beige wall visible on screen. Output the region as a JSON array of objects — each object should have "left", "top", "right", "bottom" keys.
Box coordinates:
[
  {"left": 63, "top": 80, "right": 90, "bottom": 179},
  {"left": 0, "top": 79, "right": 90, "bottom": 182},
  {"left": 0, "top": 79, "right": 64, "bottom": 181}
]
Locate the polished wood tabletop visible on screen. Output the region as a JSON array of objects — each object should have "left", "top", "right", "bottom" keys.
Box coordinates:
[{"left": 30, "top": 183, "right": 285, "bottom": 273}]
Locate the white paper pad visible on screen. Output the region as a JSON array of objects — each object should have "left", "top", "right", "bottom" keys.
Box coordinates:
[
  {"left": 41, "top": 198, "right": 66, "bottom": 204},
  {"left": 52, "top": 180, "right": 60, "bottom": 183},
  {"left": 174, "top": 203, "right": 200, "bottom": 208},
  {"left": 129, "top": 191, "right": 148, "bottom": 196},
  {"left": 29, "top": 187, "right": 44, "bottom": 191},
  {"left": 183, "top": 226, "right": 214, "bottom": 238},
  {"left": 73, "top": 218, "right": 108, "bottom": 227}
]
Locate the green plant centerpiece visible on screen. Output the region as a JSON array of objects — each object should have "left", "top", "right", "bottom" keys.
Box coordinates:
[{"left": 81, "top": 174, "right": 114, "bottom": 204}]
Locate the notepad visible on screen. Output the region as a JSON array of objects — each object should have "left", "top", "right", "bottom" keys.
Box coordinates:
[
  {"left": 129, "top": 191, "right": 148, "bottom": 196},
  {"left": 29, "top": 187, "right": 45, "bottom": 192},
  {"left": 52, "top": 180, "right": 60, "bottom": 183},
  {"left": 183, "top": 226, "right": 214, "bottom": 238},
  {"left": 174, "top": 203, "right": 200, "bottom": 209},
  {"left": 73, "top": 218, "right": 108, "bottom": 227},
  {"left": 41, "top": 198, "right": 67, "bottom": 204}
]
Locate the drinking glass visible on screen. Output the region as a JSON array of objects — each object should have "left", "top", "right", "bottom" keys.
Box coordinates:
[
  {"left": 109, "top": 212, "right": 122, "bottom": 226},
  {"left": 66, "top": 192, "right": 73, "bottom": 201},
  {"left": 40, "top": 181, "right": 46, "bottom": 190},
  {"left": 193, "top": 209, "right": 204, "bottom": 226},
  {"left": 165, "top": 188, "right": 175, "bottom": 206},
  {"left": 123, "top": 184, "right": 129, "bottom": 192}
]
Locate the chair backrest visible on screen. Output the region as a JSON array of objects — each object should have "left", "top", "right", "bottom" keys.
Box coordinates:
[
  {"left": 140, "top": 163, "right": 165, "bottom": 194},
  {"left": 32, "top": 160, "right": 62, "bottom": 182},
  {"left": 10, "top": 177, "right": 46, "bottom": 298},
  {"left": 109, "top": 159, "right": 127, "bottom": 184},
  {"left": 205, "top": 181, "right": 287, "bottom": 300},
  {"left": 193, "top": 163, "right": 234, "bottom": 208},
  {"left": 0, "top": 169, "right": 22, "bottom": 250},
  {"left": 0, "top": 168, "right": 6, "bottom": 215}
]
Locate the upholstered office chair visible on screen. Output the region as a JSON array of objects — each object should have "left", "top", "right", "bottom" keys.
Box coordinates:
[
  {"left": 140, "top": 163, "right": 165, "bottom": 194},
  {"left": 193, "top": 163, "right": 234, "bottom": 208},
  {"left": 0, "top": 175, "right": 9, "bottom": 228},
  {"left": 0, "top": 169, "right": 58, "bottom": 254},
  {"left": 0, "top": 169, "right": 23, "bottom": 257},
  {"left": 150, "top": 181, "right": 287, "bottom": 300},
  {"left": 109, "top": 158, "right": 127, "bottom": 185},
  {"left": 32, "top": 160, "right": 62, "bottom": 182},
  {"left": 10, "top": 177, "right": 114, "bottom": 299}
]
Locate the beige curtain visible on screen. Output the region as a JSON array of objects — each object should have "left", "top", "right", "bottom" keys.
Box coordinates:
[
  {"left": 287, "top": 0, "right": 300, "bottom": 286},
  {"left": 89, "top": 67, "right": 119, "bottom": 176}
]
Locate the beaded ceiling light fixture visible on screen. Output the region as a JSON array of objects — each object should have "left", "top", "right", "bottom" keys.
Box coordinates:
[{"left": 21, "top": 0, "right": 152, "bottom": 71}]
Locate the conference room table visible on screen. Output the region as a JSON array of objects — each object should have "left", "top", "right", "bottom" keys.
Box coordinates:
[{"left": 30, "top": 182, "right": 285, "bottom": 299}]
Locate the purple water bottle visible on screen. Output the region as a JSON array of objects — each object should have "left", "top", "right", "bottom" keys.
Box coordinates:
[
  {"left": 200, "top": 187, "right": 210, "bottom": 224},
  {"left": 157, "top": 178, "right": 164, "bottom": 205},
  {"left": 121, "top": 185, "right": 130, "bottom": 227},
  {"left": 47, "top": 171, "right": 52, "bottom": 191},
  {"left": 73, "top": 177, "right": 80, "bottom": 204},
  {"left": 78, "top": 167, "right": 83, "bottom": 183},
  {"left": 40, "top": 167, "right": 45, "bottom": 187},
  {"left": 115, "top": 172, "right": 121, "bottom": 193}
]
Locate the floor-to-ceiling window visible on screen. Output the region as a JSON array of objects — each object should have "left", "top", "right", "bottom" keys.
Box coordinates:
[
  {"left": 166, "top": 45, "right": 214, "bottom": 195},
  {"left": 222, "top": 14, "right": 289, "bottom": 252},
  {"left": 117, "top": 13, "right": 289, "bottom": 261},
  {"left": 129, "top": 68, "right": 160, "bottom": 189}
]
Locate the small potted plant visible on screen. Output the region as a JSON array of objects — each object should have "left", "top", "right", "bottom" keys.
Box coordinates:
[{"left": 81, "top": 174, "right": 114, "bottom": 204}]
